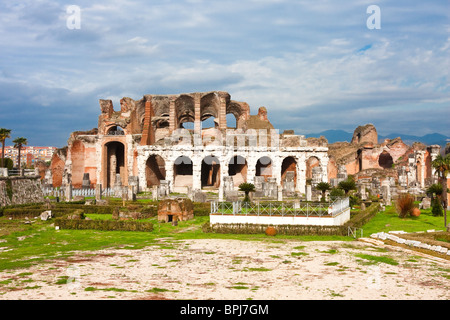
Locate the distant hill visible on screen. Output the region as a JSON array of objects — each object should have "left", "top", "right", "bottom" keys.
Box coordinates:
[{"left": 306, "top": 130, "right": 449, "bottom": 147}]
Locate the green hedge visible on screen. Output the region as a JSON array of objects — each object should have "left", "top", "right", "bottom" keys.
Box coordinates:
[
  {"left": 193, "top": 202, "right": 211, "bottom": 216},
  {"left": 55, "top": 218, "right": 154, "bottom": 232},
  {"left": 344, "top": 203, "right": 380, "bottom": 229}
]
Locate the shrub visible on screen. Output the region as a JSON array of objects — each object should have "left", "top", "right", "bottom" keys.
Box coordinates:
[
  {"left": 431, "top": 198, "right": 443, "bottom": 217},
  {"left": 395, "top": 193, "right": 415, "bottom": 218},
  {"left": 55, "top": 218, "right": 154, "bottom": 232},
  {"left": 238, "top": 183, "right": 255, "bottom": 203},
  {"left": 345, "top": 203, "right": 379, "bottom": 229}
]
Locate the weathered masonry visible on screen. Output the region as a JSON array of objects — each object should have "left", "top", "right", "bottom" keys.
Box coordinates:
[{"left": 47, "top": 91, "right": 329, "bottom": 199}]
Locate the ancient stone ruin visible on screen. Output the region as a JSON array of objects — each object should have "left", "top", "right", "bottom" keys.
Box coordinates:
[
  {"left": 44, "top": 91, "right": 329, "bottom": 200},
  {"left": 43, "top": 92, "right": 444, "bottom": 205}
]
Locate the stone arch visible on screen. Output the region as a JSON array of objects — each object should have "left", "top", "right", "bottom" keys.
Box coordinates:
[
  {"left": 306, "top": 156, "right": 321, "bottom": 180},
  {"left": 70, "top": 140, "right": 85, "bottom": 188},
  {"left": 256, "top": 156, "right": 272, "bottom": 181},
  {"left": 201, "top": 155, "right": 221, "bottom": 188},
  {"left": 173, "top": 156, "right": 193, "bottom": 190},
  {"left": 106, "top": 125, "right": 125, "bottom": 136},
  {"left": 228, "top": 155, "right": 247, "bottom": 185},
  {"left": 200, "top": 92, "right": 220, "bottom": 129},
  {"left": 281, "top": 156, "right": 297, "bottom": 188},
  {"left": 175, "top": 95, "right": 195, "bottom": 129},
  {"left": 226, "top": 101, "right": 249, "bottom": 129},
  {"left": 378, "top": 151, "right": 393, "bottom": 169},
  {"left": 146, "top": 155, "right": 166, "bottom": 187},
  {"left": 103, "top": 141, "right": 126, "bottom": 188}
]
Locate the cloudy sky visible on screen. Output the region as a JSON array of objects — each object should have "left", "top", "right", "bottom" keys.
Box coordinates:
[{"left": 1, "top": 0, "right": 449, "bottom": 147}]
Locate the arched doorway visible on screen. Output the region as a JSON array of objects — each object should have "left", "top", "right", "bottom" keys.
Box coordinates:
[
  {"left": 201, "top": 156, "right": 220, "bottom": 188},
  {"left": 146, "top": 155, "right": 166, "bottom": 187},
  {"left": 104, "top": 141, "right": 125, "bottom": 188},
  {"left": 173, "top": 156, "right": 193, "bottom": 190},
  {"left": 228, "top": 155, "right": 247, "bottom": 185},
  {"left": 378, "top": 151, "right": 393, "bottom": 169},
  {"left": 256, "top": 156, "right": 272, "bottom": 181},
  {"left": 281, "top": 156, "right": 297, "bottom": 188}
]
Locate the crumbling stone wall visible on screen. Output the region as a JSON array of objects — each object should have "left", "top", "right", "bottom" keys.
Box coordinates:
[{"left": 0, "top": 176, "right": 44, "bottom": 206}]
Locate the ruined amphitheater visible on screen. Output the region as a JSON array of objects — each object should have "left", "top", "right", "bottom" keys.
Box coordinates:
[{"left": 43, "top": 91, "right": 444, "bottom": 204}]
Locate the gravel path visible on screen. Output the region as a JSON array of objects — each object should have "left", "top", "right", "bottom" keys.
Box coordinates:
[{"left": 0, "top": 238, "right": 449, "bottom": 300}]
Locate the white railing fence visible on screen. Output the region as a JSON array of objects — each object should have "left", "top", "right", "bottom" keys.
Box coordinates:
[
  {"left": 41, "top": 187, "right": 115, "bottom": 198},
  {"left": 210, "top": 197, "right": 349, "bottom": 217}
]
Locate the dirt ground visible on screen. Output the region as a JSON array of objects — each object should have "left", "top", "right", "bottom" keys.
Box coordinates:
[{"left": 0, "top": 238, "right": 449, "bottom": 300}]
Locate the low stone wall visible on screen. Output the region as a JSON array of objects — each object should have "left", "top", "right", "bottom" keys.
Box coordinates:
[
  {"left": 0, "top": 176, "right": 44, "bottom": 206},
  {"left": 371, "top": 231, "right": 450, "bottom": 256}
]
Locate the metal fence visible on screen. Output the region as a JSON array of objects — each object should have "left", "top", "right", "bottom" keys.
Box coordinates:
[
  {"left": 7, "top": 169, "right": 37, "bottom": 176},
  {"left": 41, "top": 187, "right": 115, "bottom": 198},
  {"left": 210, "top": 197, "right": 349, "bottom": 217}
]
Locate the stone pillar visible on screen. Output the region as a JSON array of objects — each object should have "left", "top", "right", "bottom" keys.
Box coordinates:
[
  {"left": 128, "top": 176, "right": 139, "bottom": 194},
  {"left": 194, "top": 93, "right": 201, "bottom": 136},
  {"left": 151, "top": 185, "right": 157, "bottom": 201},
  {"left": 169, "top": 98, "right": 176, "bottom": 135},
  {"left": 381, "top": 180, "right": 391, "bottom": 205},
  {"left": 306, "top": 184, "right": 312, "bottom": 201},
  {"left": 82, "top": 173, "right": 90, "bottom": 189},
  {"left": 65, "top": 184, "right": 73, "bottom": 202},
  {"left": 192, "top": 159, "right": 202, "bottom": 191},
  {"left": 0, "top": 168, "right": 8, "bottom": 177},
  {"left": 95, "top": 184, "right": 102, "bottom": 201},
  {"left": 218, "top": 94, "right": 227, "bottom": 131},
  {"left": 277, "top": 186, "right": 283, "bottom": 201}
]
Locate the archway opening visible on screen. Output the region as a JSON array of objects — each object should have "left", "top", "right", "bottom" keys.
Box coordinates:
[
  {"left": 201, "top": 156, "right": 220, "bottom": 188},
  {"left": 226, "top": 114, "right": 237, "bottom": 129},
  {"left": 281, "top": 156, "right": 297, "bottom": 188},
  {"left": 105, "top": 141, "right": 125, "bottom": 188},
  {"left": 146, "top": 155, "right": 166, "bottom": 188},
  {"left": 106, "top": 126, "right": 125, "bottom": 136},
  {"left": 256, "top": 156, "right": 272, "bottom": 181},
  {"left": 173, "top": 156, "right": 193, "bottom": 190},
  {"left": 228, "top": 155, "right": 247, "bottom": 185},
  {"left": 378, "top": 151, "right": 393, "bottom": 169}
]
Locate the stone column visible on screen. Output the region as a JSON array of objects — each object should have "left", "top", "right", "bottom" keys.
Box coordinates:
[
  {"left": 169, "top": 98, "right": 176, "bottom": 135},
  {"left": 95, "top": 184, "right": 102, "bottom": 201},
  {"left": 65, "top": 184, "right": 73, "bottom": 202},
  {"left": 219, "top": 94, "right": 227, "bottom": 131},
  {"left": 194, "top": 93, "right": 201, "bottom": 136},
  {"left": 192, "top": 158, "right": 202, "bottom": 191},
  {"left": 306, "top": 184, "right": 312, "bottom": 201}
]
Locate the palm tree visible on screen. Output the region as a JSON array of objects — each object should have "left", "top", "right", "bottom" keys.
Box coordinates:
[
  {"left": 338, "top": 178, "right": 356, "bottom": 196},
  {"left": 426, "top": 183, "right": 443, "bottom": 202},
  {"left": 0, "top": 128, "right": 11, "bottom": 168},
  {"left": 238, "top": 182, "right": 255, "bottom": 203},
  {"left": 12, "top": 137, "right": 27, "bottom": 172},
  {"left": 316, "top": 182, "right": 331, "bottom": 202},
  {"left": 431, "top": 154, "right": 450, "bottom": 227}
]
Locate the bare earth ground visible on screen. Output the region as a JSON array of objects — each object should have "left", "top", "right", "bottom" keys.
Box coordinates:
[{"left": 0, "top": 238, "right": 449, "bottom": 300}]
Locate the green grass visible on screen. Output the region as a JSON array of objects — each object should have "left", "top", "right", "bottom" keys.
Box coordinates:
[
  {"left": 361, "top": 205, "right": 446, "bottom": 235},
  {"left": 0, "top": 201, "right": 446, "bottom": 273},
  {"left": 354, "top": 253, "right": 399, "bottom": 265}
]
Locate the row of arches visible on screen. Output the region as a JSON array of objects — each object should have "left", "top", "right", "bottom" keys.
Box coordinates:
[{"left": 145, "top": 154, "right": 323, "bottom": 190}]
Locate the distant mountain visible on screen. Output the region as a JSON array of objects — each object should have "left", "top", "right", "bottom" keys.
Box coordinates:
[
  {"left": 306, "top": 130, "right": 449, "bottom": 147},
  {"left": 305, "top": 130, "right": 353, "bottom": 144}
]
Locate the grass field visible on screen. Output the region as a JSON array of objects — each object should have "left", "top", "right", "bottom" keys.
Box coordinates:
[{"left": 0, "top": 202, "right": 447, "bottom": 272}]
